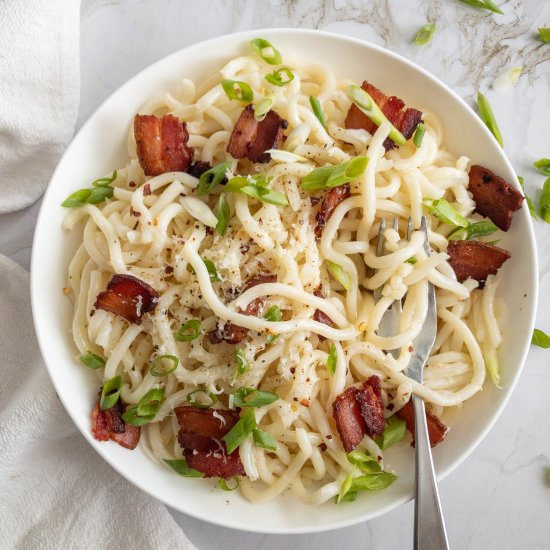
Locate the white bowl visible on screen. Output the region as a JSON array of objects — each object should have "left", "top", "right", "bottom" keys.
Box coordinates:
[{"left": 30, "top": 28, "right": 538, "bottom": 534}]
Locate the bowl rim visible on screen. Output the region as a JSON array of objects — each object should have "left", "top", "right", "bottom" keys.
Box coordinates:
[{"left": 30, "top": 27, "right": 539, "bottom": 534}]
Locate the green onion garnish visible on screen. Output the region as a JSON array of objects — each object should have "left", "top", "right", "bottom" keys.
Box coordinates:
[
  {"left": 203, "top": 259, "right": 220, "bottom": 282},
  {"left": 195, "top": 161, "right": 232, "bottom": 196},
  {"left": 225, "top": 175, "right": 289, "bottom": 206},
  {"left": 347, "top": 450, "right": 382, "bottom": 473},
  {"left": 254, "top": 96, "right": 273, "bottom": 122},
  {"left": 337, "top": 491, "right": 357, "bottom": 503},
  {"left": 534, "top": 159, "right": 550, "bottom": 176},
  {"left": 374, "top": 416, "right": 406, "bottom": 450},
  {"left": 336, "top": 471, "right": 354, "bottom": 504},
  {"left": 482, "top": 345, "right": 501, "bottom": 388},
  {"left": 532, "top": 328, "right": 550, "bottom": 348},
  {"left": 347, "top": 85, "right": 407, "bottom": 146},
  {"left": 539, "top": 28, "right": 550, "bottom": 44},
  {"left": 447, "top": 220, "right": 498, "bottom": 241},
  {"left": 221, "top": 79, "right": 253, "bottom": 102},
  {"left": 422, "top": 198, "right": 469, "bottom": 227},
  {"left": 218, "top": 476, "right": 240, "bottom": 491},
  {"left": 61, "top": 171, "right": 117, "bottom": 207},
  {"left": 176, "top": 319, "right": 202, "bottom": 342},
  {"left": 164, "top": 458, "right": 204, "bottom": 478},
  {"left": 540, "top": 177, "right": 550, "bottom": 223},
  {"left": 458, "top": 0, "right": 503, "bottom": 14},
  {"left": 252, "top": 428, "right": 277, "bottom": 451},
  {"left": 415, "top": 23, "right": 436, "bottom": 45},
  {"left": 223, "top": 408, "right": 257, "bottom": 454},
  {"left": 215, "top": 193, "right": 230, "bottom": 236},
  {"left": 265, "top": 67, "right": 294, "bottom": 87},
  {"left": 234, "top": 348, "right": 249, "bottom": 377},
  {"left": 350, "top": 472, "right": 398, "bottom": 491},
  {"left": 186, "top": 389, "right": 218, "bottom": 409},
  {"left": 264, "top": 305, "right": 282, "bottom": 344},
  {"left": 405, "top": 256, "right": 418, "bottom": 265},
  {"left": 79, "top": 351, "right": 105, "bottom": 370},
  {"left": 301, "top": 156, "right": 368, "bottom": 191},
  {"left": 327, "top": 343, "right": 337, "bottom": 376},
  {"left": 309, "top": 96, "right": 328, "bottom": 129},
  {"left": 122, "top": 388, "right": 165, "bottom": 426},
  {"left": 92, "top": 171, "right": 118, "bottom": 187},
  {"left": 232, "top": 388, "right": 279, "bottom": 408},
  {"left": 250, "top": 38, "right": 282, "bottom": 65},
  {"left": 518, "top": 176, "right": 538, "bottom": 220},
  {"left": 327, "top": 261, "right": 352, "bottom": 291},
  {"left": 413, "top": 124, "right": 426, "bottom": 148},
  {"left": 476, "top": 91, "right": 503, "bottom": 147},
  {"left": 100, "top": 375, "right": 122, "bottom": 411},
  {"left": 150, "top": 354, "right": 179, "bottom": 377}
]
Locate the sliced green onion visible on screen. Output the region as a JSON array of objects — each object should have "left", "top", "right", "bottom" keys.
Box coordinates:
[
  {"left": 448, "top": 220, "right": 498, "bottom": 241},
  {"left": 350, "top": 471, "right": 398, "bottom": 491},
  {"left": 100, "top": 375, "right": 122, "bottom": 411},
  {"left": 518, "top": 176, "right": 538, "bottom": 220},
  {"left": 232, "top": 388, "right": 279, "bottom": 408},
  {"left": 539, "top": 28, "right": 550, "bottom": 44},
  {"left": 92, "top": 170, "right": 117, "bottom": 187},
  {"left": 79, "top": 351, "right": 105, "bottom": 370},
  {"left": 422, "top": 198, "right": 469, "bottom": 227},
  {"left": 176, "top": 319, "right": 202, "bottom": 342},
  {"left": 347, "top": 450, "right": 382, "bottom": 474},
  {"left": 540, "top": 177, "right": 550, "bottom": 223},
  {"left": 225, "top": 175, "right": 289, "bottom": 206},
  {"left": 336, "top": 471, "right": 354, "bottom": 504},
  {"left": 195, "top": 161, "right": 232, "bottom": 196},
  {"left": 203, "top": 259, "right": 220, "bottom": 282},
  {"left": 413, "top": 124, "right": 426, "bottom": 148},
  {"left": 252, "top": 428, "right": 277, "bottom": 451},
  {"left": 476, "top": 91, "right": 503, "bottom": 147},
  {"left": 223, "top": 408, "right": 257, "bottom": 454},
  {"left": 347, "top": 85, "right": 406, "bottom": 146},
  {"left": 405, "top": 256, "right": 418, "bottom": 265},
  {"left": 218, "top": 476, "right": 240, "bottom": 491},
  {"left": 265, "top": 67, "right": 294, "bottom": 87},
  {"left": 534, "top": 159, "right": 550, "bottom": 176},
  {"left": 88, "top": 186, "right": 114, "bottom": 204},
  {"left": 254, "top": 96, "right": 273, "bottom": 122},
  {"left": 415, "top": 23, "right": 436, "bottom": 45},
  {"left": 186, "top": 389, "right": 218, "bottom": 409},
  {"left": 215, "top": 193, "right": 230, "bottom": 236},
  {"left": 482, "top": 344, "right": 501, "bottom": 389},
  {"left": 532, "top": 328, "right": 550, "bottom": 349},
  {"left": 337, "top": 491, "right": 357, "bottom": 503},
  {"left": 374, "top": 415, "right": 406, "bottom": 450},
  {"left": 301, "top": 157, "right": 368, "bottom": 191},
  {"left": 150, "top": 354, "right": 179, "bottom": 376},
  {"left": 309, "top": 96, "right": 328, "bottom": 129},
  {"left": 264, "top": 305, "right": 282, "bottom": 344},
  {"left": 122, "top": 388, "right": 165, "bottom": 426},
  {"left": 61, "top": 188, "right": 93, "bottom": 208},
  {"left": 327, "top": 343, "right": 337, "bottom": 376},
  {"left": 250, "top": 38, "right": 282, "bottom": 65},
  {"left": 234, "top": 348, "right": 249, "bottom": 377},
  {"left": 62, "top": 173, "right": 116, "bottom": 208},
  {"left": 221, "top": 79, "right": 253, "bottom": 102},
  {"left": 164, "top": 458, "right": 204, "bottom": 478},
  {"left": 459, "top": 0, "right": 503, "bottom": 14},
  {"left": 327, "top": 261, "right": 352, "bottom": 291}
]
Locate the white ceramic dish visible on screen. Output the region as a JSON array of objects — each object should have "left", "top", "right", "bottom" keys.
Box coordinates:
[{"left": 30, "top": 28, "right": 538, "bottom": 534}]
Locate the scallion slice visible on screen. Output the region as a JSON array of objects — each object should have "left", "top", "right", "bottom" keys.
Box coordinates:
[
  {"left": 186, "top": 389, "right": 218, "bottom": 409},
  {"left": 254, "top": 96, "right": 273, "bottom": 122},
  {"left": 92, "top": 170, "right": 118, "bottom": 187},
  {"left": 300, "top": 157, "right": 368, "bottom": 191},
  {"left": 150, "top": 354, "right": 179, "bottom": 377},
  {"left": 415, "top": 23, "right": 436, "bottom": 45},
  {"left": 336, "top": 471, "right": 354, "bottom": 504},
  {"left": 347, "top": 450, "right": 381, "bottom": 474},
  {"left": 539, "top": 28, "right": 550, "bottom": 44},
  {"left": 518, "top": 176, "right": 538, "bottom": 220},
  {"left": 100, "top": 375, "right": 122, "bottom": 411},
  {"left": 422, "top": 198, "right": 469, "bottom": 227},
  {"left": 61, "top": 171, "right": 117, "bottom": 207},
  {"left": 164, "top": 458, "right": 204, "bottom": 478},
  {"left": 234, "top": 348, "right": 249, "bottom": 377},
  {"left": 374, "top": 415, "right": 406, "bottom": 450},
  {"left": 252, "top": 428, "right": 277, "bottom": 451},
  {"left": 265, "top": 67, "right": 294, "bottom": 87},
  {"left": 264, "top": 305, "right": 282, "bottom": 344},
  {"left": 223, "top": 408, "right": 257, "bottom": 454},
  {"left": 221, "top": 79, "right": 253, "bottom": 102},
  {"left": 350, "top": 472, "right": 398, "bottom": 491},
  {"left": 327, "top": 343, "right": 337, "bottom": 376},
  {"left": 218, "top": 476, "right": 240, "bottom": 491},
  {"left": 122, "top": 388, "right": 165, "bottom": 426},
  {"left": 225, "top": 175, "right": 289, "bottom": 206},
  {"left": 232, "top": 388, "right": 279, "bottom": 408},
  {"left": 250, "top": 38, "right": 282, "bottom": 65},
  {"left": 327, "top": 261, "right": 352, "bottom": 291},
  {"left": 540, "top": 177, "right": 550, "bottom": 223},
  {"left": 309, "top": 96, "right": 328, "bottom": 129},
  {"left": 176, "top": 319, "right": 202, "bottom": 342},
  {"left": 532, "top": 328, "right": 550, "bottom": 349},
  {"left": 79, "top": 351, "right": 105, "bottom": 370},
  {"left": 534, "top": 159, "right": 550, "bottom": 176},
  {"left": 459, "top": 0, "right": 503, "bottom": 14},
  {"left": 195, "top": 161, "right": 232, "bottom": 196},
  {"left": 476, "top": 91, "right": 503, "bottom": 147},
  {"left": 203, "top": 259, "right": 220, "bottom": 282},
  {"left": 482, "top": 344, "right": 501, "bottom": 389},
  {"left": 215, "top": 193, "right": 230, "bottom": 236},
  {"left": 413, "top": 124, "right": 426, "bottom": 148},
  {"left": 447, "top": 220, "right": 498, "bottom": 241},
  {"left": 347, "top": 85, "right": 407, "bottom": 146}
]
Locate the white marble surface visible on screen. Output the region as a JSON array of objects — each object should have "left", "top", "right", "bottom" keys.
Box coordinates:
[{"left": 3, "top": 0, "right": 550, "bottom": 548}]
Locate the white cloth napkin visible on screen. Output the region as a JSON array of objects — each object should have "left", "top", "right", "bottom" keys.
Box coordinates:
[{"left": 0, "top": 3, "right": 196, "bottom": 548}]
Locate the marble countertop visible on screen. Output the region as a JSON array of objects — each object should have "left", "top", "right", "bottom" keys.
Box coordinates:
[{"left": 2, "top": 0, "right": 549, "bottom": 548}]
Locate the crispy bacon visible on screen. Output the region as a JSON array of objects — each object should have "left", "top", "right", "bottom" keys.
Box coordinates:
[
  {"left": 447, "top": 240, "right": 511, "bottom": 284},
  {"left": 184, "top": 449, "right": 246, "bottom": 478},
  {"left": 312, "top": 287, "right": 333, "bottom": 341},
  {"left": 468, "top": 165, "right": 524, "bottom": 231},
  {"left": 345, "top": 81, "right": 422, "bottom": 150},
  {"left": 134, "top": 114, "right": 193, "bottom": 176},
  {"left": 396, "top": 400, "right": 448, "bottom": 448},
  {"left": 94, "top": 274, "right": 159, "bottom": 324},
  {"left": 333, "top": 376, "right": 385, "bottom": 452},
  {"left": 314, "top": 184, "right": 351, "bottom": 239},
  {"left": 227, "top": 105, "right": 287, "bottom": 163},
  {"left": 209, "top": 275, "right": 277, "bottom": 344},
  {"left": 91, "top": 399, "right": 141, "bottom": 450}
]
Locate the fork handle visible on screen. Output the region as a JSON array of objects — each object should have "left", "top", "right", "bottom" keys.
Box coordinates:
[{"left": 413, "top": 394, "right": 450, "bottom": 550}]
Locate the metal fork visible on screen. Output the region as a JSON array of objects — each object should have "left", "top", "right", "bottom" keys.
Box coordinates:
[{"left": 375, "top": 216, "right": 449, "bottom": 550}]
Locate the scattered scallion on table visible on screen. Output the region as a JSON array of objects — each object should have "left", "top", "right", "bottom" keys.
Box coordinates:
[
  {"left": 476, "top": 91, "right": 504, "bottom": 147},
  {"left": 458, "top": 0, "right": 503, "bottom": 15},
  {"left": 539, "top": 178, "right": 550, "bottom": 223},
  {"left": 534, "top": 159, "right": 550, "bottom": 176},
  {"left": 532, "top": 329, "right": 550, "bottom": 349},
  {"left": 538, "top": 28, "right": 550, "bottom": 44},
  {"left": 415, "top": 23, "right": 436, "bottom": 45},
  {"left": 517, "top": 176, "right": 537, "bottom": 220}
]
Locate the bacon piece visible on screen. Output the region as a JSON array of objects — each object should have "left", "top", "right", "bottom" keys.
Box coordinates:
[
  {"left": 468, "top": 165, "right": 524, "bottom": 231},
  {"left": 94, "top": 274, "right": 159, "bottom": 324},
  {"left": 315, "top": 184, "right": 351, "bottom": 239},
  {"left": 134, "top": 114, "right": 193, "bottom": 176},
  {"left": 312, "top": 287, "right": 333, "bottom": 342},
  {"left": 91, "top": 400, "right": 141, "bottom": 450},
  {"left": 396, "top": 400, "right": 448, "bottom": 448},
  {"left": 345, "top": 81, "right": 422, "bottom": 150},
  {"left": 184, "top": 449, "right": 246, "bottom": 478},
  {"left": 447, "top": 240, "right": 511, "bottom": 284},
  {"left": 227, "top": 105, "right": 287, "bottom": 163},
  {"left": 356, "top": 376, "right": 385, "bottom": 439}
]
